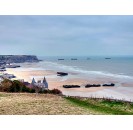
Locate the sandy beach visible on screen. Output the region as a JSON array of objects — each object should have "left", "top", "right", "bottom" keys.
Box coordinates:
[
  {"left": 6, "top": 68, "right": 105, "bottom": 90},
  {"left": 5, "top": 67, "right": 133, "bottom": 102}
]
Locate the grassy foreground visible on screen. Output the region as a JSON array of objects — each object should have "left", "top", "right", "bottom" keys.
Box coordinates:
[
  {"left": 0, "top": 92, "right": 133, "bottom": 115},
  {"left": 65, "top": 97, "right": 133, "bottom": 115}
]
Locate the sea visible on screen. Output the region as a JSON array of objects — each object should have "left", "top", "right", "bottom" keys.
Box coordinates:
[
  {"left": 16, "top": 56, "right": 133, "bottom": 85},
  {"left": 37, "top": 56, "right": 133, "bottom": 84}
]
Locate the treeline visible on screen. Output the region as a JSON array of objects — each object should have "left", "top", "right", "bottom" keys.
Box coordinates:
[
  {"left": 0, "top": 79, "right": 35, "bottom": 93},
  {"left": 0, "top": 79, "right": 62, "bottom": 95}
]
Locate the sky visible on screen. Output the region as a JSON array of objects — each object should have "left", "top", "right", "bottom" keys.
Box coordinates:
[{"left": 0, "top": 15, "right": 133, "bottom": 57}]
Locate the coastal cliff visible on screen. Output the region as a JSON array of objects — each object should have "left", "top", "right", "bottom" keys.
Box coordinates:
[{"left": 0, "top": 55, "right": 39, "bottom": 63}]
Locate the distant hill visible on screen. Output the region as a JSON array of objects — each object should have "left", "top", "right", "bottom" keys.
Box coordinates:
[{"left": 0, "top": 55, "right": 39, "bottom": 63}]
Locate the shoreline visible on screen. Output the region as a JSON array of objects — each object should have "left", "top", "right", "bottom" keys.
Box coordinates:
[
  {"left": 5, "top": 64, "right": 133, "bottom": 102},
  {"left": 6, "top": 68, "right": 113, "bottom": 91}
]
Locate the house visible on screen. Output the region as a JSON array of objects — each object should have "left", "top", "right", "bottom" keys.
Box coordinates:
[{"left": 31, "top": 77, "right": 48, "bottom": 90}]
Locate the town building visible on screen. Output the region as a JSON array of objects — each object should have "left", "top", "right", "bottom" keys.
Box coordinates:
[{"left": 31, "top": 77, "right": 48, "bottom": 90}]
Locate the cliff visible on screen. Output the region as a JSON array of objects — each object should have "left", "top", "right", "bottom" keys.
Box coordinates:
[{"left": 0, "top": 55, "right": 39, "bottom": 63}]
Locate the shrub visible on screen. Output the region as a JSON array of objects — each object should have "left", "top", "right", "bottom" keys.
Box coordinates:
[
  {"left": 51, "top": 88, "right": 62, "bottom": 94},
  {"left": 0, "top": 79, "right": 35, "bottom": 93},
  {"left": 49, "top": 89, "right": 62, "bottom": 95},
  {"left": 12, "top": 80, "right": 24, "bottom": 92},
  {"left": 28, "top": 88, "right": 36, "bottom": 93},
  {"left": 0, "top": 79, "right": 13, "bottom": 92},
  {"left": 39, "top": 89, "right": 49, "bottom": 94},
  {"left": 40, "top": 88, "right": 62, "bottom": 95},
  {"left": 0, "top": 79, "right": 62, "bottom": 95}
]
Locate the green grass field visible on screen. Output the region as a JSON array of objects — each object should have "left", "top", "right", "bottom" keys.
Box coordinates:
[
  {"left": 65, "top": 96, "right": 133, "bottom": 115},
  {"left": 0, "top": 92, "right": 133, "bottom": 115}
]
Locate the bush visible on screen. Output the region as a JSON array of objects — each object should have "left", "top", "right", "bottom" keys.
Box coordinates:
[
  {"left": 28, "top": 88, "right": 36, "bottom": 93},
  {"left": 0, "top": 79, "right": 13, "bottom": 92},
  {"left": 50, "top": 89, "right": 62, "bottom": 95},
  {"left": 12, "top": 80, "right": 24, "bottom": 92},
  {"left": 39, "top": 89, "right": 49, "bottom": 94},
  {"left": 0, "top": 79, "right": 35, "bottom": 93},
  {"left": 0, "top": 79, "right": 62, "bottom": 95},
  {"left": 39, "top": 88, "right": 62, "bottom": 95}
]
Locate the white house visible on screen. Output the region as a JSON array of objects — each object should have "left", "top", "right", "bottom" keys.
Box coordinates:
[{"left": 31, "top": 77, "right": 48, "bottom": 91}]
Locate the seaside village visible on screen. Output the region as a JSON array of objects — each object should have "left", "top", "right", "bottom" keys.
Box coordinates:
[{"left": 0, "top": 61, "right": 48, "bottom": 90}]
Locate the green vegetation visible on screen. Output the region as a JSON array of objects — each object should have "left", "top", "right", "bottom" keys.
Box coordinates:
[
  {"left": 0, "top": 79, "right": 133, "bottom": 115},
  {"left": 0, "top": 92, "right": 133, "bottom": 115},
  {"left": 65, "top": 96, "right": 133, "bottom": 115},
  {"left": 0, "top": 93, "right": 94, "bottom": 115},
  {"left": 0, "top": 93, "right": 10, "bottom": 97},
  {"left": 0, "top": 79, "right": 62, "bottom": 95},
  {"left": 39, "top": 88, "right": 62, "bottom": 95},
  {"left": 0, "top": 79, "right": 35, "bottom": 93}
]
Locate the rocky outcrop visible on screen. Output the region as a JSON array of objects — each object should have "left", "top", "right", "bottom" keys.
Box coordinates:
[{"left": 0, "top": 55, "right": 39, "bottom": 63}]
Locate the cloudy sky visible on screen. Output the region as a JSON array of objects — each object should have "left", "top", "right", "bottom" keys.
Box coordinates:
[{"left": 0, "top": 15, "right": 133, "bottom": 56}]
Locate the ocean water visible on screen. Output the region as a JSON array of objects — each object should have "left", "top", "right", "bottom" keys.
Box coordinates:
[
  {"left": 37, "top": 56, "right": 133, "bottom": 83},
  {"left": 15, "top": 56, "right": 133, "bottom": 84}
]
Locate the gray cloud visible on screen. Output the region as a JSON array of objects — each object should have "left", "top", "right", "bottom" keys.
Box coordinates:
[{"left": 0, "top": 15, "right": 133, "bottom": 56}]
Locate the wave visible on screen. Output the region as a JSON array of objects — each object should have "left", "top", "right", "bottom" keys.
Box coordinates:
[
  {"left": 15, "top": 61, "right": 133, "bottom": 81},
  {"left": 43, "top": 61, "right": 133, "bottom": 80}
]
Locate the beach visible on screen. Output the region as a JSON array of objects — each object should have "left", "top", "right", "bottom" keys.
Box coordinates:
[
  {"left": 7, "top": 66, "right": 133, "bottom": 101},
  {"left": 6, "top": 68, "right": 106, "bottom": 90},
  {"left": 6, "top": 59, "right": 133, "bottom": 102}
]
